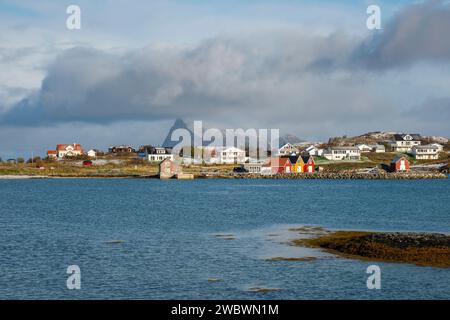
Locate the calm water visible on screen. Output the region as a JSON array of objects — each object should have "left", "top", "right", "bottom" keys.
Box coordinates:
[{"left": 0, "top": 178, "right": 449, "bottom": 299}]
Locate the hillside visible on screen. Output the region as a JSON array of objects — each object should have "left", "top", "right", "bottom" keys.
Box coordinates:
[{"left": 329, "top": 131, "right": 449, "bottom": 146}]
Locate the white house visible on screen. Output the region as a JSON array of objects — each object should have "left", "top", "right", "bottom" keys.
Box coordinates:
[
  {"left": 87, "top": 149, "right": 97, "bottom": 158},
  {"left": 47, "top": 144, "right": 84, "bottom": 159},
  {"left": 323, "top": 146, "right": 361, "bottom": 161},
  {"left": 148, "top": 147, "right": 174, "bottom": 162},
  {"left": 217, "top": 147, "right": 246, "bottom": 164},
  {"left": 356, "top": 144, "right": 385, "bottom": 153},
  {"left": 430, "top": 143, "right": 444, "bottom": 152},
  {"left": 411, "top": 145, "right": 439, "bottom": 160},
  {"left": 356, "top": 144, "right": 372, "bottom": 153},
  {"left": 305, "top": 145, "right": 324, "bottom": 157},
  {"left": 390, "top": 134, "right": 421, "bottom": 152},
  {"left": 243, "top": 163, "right": 263, "bottom": 173},
  {"left": 277, "top": 143, "right": 299, "bottom": 156}
]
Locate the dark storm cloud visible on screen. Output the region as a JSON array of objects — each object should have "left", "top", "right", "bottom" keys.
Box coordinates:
[
  {"left": 352, "top": 0, "right": 450, "bottom": 69},
  {"left": 0, "top": 34, "right": 360, "bottom": 126},
  {"left": 1, "top": 0, "right": 450, "bottom": 135}
]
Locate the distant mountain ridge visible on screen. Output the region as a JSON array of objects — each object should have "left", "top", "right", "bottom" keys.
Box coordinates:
[{"left": 279, "top": 134, "right": 304, "bottom": 146}]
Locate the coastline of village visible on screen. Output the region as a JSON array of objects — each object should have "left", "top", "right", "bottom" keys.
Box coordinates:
[{"left": 0, "top": 130, "right": 449, "bottom": 180}]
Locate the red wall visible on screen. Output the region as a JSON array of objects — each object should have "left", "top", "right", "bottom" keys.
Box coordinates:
[{"left": 395, "top": 158, "right": 410, "bottom": 171}]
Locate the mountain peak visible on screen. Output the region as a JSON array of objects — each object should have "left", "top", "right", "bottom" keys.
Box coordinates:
[{"left": 162, "top": 118, "right": 193, "bottom": 148}]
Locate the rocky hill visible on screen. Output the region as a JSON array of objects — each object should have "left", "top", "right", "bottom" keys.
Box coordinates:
[{"left": 329, "top": 131, "right": 448, "bottom": 146}]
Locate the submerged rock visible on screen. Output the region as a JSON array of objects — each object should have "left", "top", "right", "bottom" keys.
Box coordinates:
[
  {"left": 294, "top": 230, "right": 450, "bottom": 268},
  {"left": 266, "top": 256, "right": 317, "bottom": 262},
  {"left": 247, "top": 287, "right": 282, "bottom": 293}
]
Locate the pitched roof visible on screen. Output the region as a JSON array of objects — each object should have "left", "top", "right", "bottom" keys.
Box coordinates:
[
  {"left": 285, "top": 155, "right": 300, "bottom": 164},
  {"left": 56, "top": 144, "right": 83, "bottom": 151},
  {"left": 391, "top": 156, "right": 408, "bottom": 164},
  {"left": 47, "top": 150, "right": 57, "bottom": 155},
  {"left": 265, "top": 157, "right": 291, "bottom": 167},
  {"left": 300, "top": 155, "right": 313, "bottom": 164},
  {"left": 393, "top": 134, "right": 421, "bottom": 141},
  {"left": 413, "top": 144, "right": 439, "bottom": 150},
  {"left": 328, "top": 146, "right": 360, "bottom": 151}
]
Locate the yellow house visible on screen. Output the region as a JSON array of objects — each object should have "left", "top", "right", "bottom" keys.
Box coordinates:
[
  {"left": 287, "top": 155, "right": 315, "bottom": 173},
  {"left": 288, "top": 156, "right": 304, "bottom": 173}
]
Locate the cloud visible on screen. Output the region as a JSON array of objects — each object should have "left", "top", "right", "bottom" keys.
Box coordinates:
[
  {"left": 352, "top": 0, "right": 450, "bottom": 69},
  {"left": 1, "top": 0, "right": 450, "bottom": 152},
  {"left": 0, "top": 33, "right": 365, "bottom": 126},
  {"left": 409, "top": 96, "right": 450, "bottom": 122}
]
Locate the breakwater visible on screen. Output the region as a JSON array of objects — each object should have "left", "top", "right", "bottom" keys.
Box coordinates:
[{"left": 207, "top": 172, "right": 448, "bottom": 180}]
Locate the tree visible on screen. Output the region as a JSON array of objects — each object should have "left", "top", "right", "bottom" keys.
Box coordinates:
[
  {"left": 17, "top": 157, "right": 25, "bottom": 163},
  {"left": 27, "top": 156, "right": 42, "bottom": 164}
]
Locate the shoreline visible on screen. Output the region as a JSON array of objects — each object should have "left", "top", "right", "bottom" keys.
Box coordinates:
[
  {"left": 0, "top": 172, "right": 447, "bottom": 180},
  {"left": 220, "top": 172, "right": 448, "bottom": 180},
  {"left": 291, "top": 228, "right": 450, "bottom": 268}
]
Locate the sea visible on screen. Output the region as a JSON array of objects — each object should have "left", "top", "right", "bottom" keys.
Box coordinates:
[{"left": 0, "top": 178, "right": 449, "bottom": 299}]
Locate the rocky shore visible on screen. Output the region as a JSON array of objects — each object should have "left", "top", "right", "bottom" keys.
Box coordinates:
[
  {"left": 1, "top": 171, "right": 447, "bottom": 180},
  {"left": 293, "top": 230, "right": 450, "bottom": 268},
  {"left": 209, "top": 172, "right": 448, "bottom": 180}
]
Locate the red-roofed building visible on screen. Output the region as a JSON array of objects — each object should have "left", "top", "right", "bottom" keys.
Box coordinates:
[
  {"left": 263, "top": 157, "right": 293, "bottom": 174},
  {"left": 301, "top": 155, "right": 315, "bottom": 173},
  {"left": 391, "top": 156, "right": 410, "bottom": 172},
  {"left": 46, "top": 150, "right": 58, "bottom": 159},
  {"left": 54, "top": 144, "right": 84, "bottom": 158}
]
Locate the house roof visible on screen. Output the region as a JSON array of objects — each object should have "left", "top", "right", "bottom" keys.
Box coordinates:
[
  {"left": 391, "top": 156, "right": 408, "bottom": 164},
  {"left": 286, "top": 155, "right": 300, "bottom": 164},
  {"left": 300, "top": 155, "right": 314, "bottom": 164},
  {"left": 328, "top": 146, "right": 360, "bottom": 151},
  {"left": 47, "top": 150, "right": 57, "bottom": 155},
  {"left": 147, "top": 146, "right": 173, "bottom": 154},
  {"left": 413, "top": 144, "right": 439, "bottom": 150},
  {"left": 56, "top": 144, "right": 83, "bottom": 151},
  {"left": 393, "top": 134, "right": 421, "bottom": 141},
  {"left": 279, "top": 143, "right": 296, "bottom": 149},
  {"left": 277, "top": 158, "right": 291, "bottom": 166},
  {"left": 264, "top": 157, "right": 291, "bottom": 167}
]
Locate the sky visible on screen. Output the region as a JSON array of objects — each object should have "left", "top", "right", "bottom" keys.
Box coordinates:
[{"left": 0, "top": 0, "right": 449, "bottom": 158}]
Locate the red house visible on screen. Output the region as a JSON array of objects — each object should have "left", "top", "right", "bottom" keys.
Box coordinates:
[
  {"left": 391, "top": 156, "right": 410, "bottom": 172},
  {"left": 264, "top": 157, "right": 293, "bottom": 174},
  {"left": 301, "top": 155, "right": 315, "bottom": 173}
]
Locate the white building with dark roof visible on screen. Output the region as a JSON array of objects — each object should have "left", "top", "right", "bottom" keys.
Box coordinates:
[
  {"left": 323, "top": 146, "right": 361, "bottom": 161},
  {"left": 277, "top": 143, "right": 299, "bottom": 156},
  {"left": 390, "top": 134, "right": 421, "bottom": 152},
  {"left": 148, "top": 147, "right": 174, "bottom": 162},
  {"left": 411, "top": 145, "right": 440, "bottom": 160}
]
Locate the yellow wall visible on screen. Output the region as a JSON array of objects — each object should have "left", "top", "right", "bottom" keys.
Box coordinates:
[{"left": 293, "top": 159, "right": 304, "bottom": 173}]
